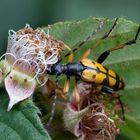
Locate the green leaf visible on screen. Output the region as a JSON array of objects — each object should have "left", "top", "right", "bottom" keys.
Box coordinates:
[
  {"left": 119, "top": 115, "right": 140, "bottom": 140},
  {"left": 0, "top": 88, "right": 51, "bottom": 140},
  {"left": 42, "top": 17, "right": 140, "bottom": 140}
]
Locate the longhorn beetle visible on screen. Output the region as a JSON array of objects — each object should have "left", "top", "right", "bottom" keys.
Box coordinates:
[{"left": 48, "top": 18, "right": 140, "bottom": 114}]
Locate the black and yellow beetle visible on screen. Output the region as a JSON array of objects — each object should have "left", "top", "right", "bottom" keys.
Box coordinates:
[
  {"left": 48, "top": 18, "right": 140, "bottom": 111},
  {"left": 49, "top": 58, "right": 125, "bottom": 92}
]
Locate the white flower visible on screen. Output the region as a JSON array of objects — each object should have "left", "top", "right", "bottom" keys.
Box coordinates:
[{"left": 0, "top": 24, "right": 65, "bottom": 110}]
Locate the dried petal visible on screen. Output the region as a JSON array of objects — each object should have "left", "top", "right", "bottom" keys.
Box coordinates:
[
  {"left": 64, "top": 103, "right": 89, "bottom": 137},
  {"left": 64, "top": 82, "right": 120, "bottom": 140}
]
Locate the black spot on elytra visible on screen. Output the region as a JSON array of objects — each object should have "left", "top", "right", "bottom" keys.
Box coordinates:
[{"left": 92, "top": 75, "right": 96, "bottom": 78}]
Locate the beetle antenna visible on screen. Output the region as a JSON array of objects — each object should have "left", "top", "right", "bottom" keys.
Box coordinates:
[{"left": 58, "top": 19, "right": 105, "bottom": 63}]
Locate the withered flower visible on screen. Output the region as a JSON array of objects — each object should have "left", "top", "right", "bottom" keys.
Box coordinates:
[
  {"left": 0, "top": 24, "right": 65, "bottom": 111},
  {"left": 64, "top": 83, "right": 120, "bottom": 140}
]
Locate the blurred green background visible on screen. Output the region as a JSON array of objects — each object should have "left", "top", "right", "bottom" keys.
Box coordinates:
[
  {"left": 0, "top": 1, "right": 139, "bottom": 140},
  {"left": 0, "top": 0, "right": 140, "bottom": 55}
]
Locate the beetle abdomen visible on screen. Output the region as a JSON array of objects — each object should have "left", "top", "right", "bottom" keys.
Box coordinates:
[{"left": 80, "top": 58, "right": 124, "bottom": 91}]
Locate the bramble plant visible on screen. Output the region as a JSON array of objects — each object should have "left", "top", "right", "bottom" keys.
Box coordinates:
[{"left": 0, "top": 17, "right": 140, "bottom": 140}]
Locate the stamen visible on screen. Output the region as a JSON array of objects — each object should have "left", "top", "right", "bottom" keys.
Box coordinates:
[
  {"left": 8, "top": 29, "right": 16, "bottom": 36},
  {"left": 93, "top": 112, "right": 114, "bottom": 123},
  {"left": 0, "top": 53, "right": 16, "bottom": 61},
  {"left": 45, "top": 48, "right": 59, "bottom": 64},
  {"left": 25, "top": 24, "right": 30, "bottom": 29},
  {"left": 36, "top": 76, "right": 48, "bottom": 86},
  {"left": 12, "top": 58, "right": 31, "bottom": 69},
  {"left": 28, "top": 68, "right": 40, "bottom": 82}
]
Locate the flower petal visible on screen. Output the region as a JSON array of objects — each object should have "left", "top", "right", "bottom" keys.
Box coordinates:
[
  {"left": 4, "top": 70, "right": 36, "bottom": 111},
  {"left": 63, "top": 103, "right": 89, "bottom": 137}
]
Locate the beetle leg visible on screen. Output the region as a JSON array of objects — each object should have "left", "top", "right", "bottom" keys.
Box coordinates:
[
  {"left": 112, "top": 93, "right": 125, "bottom": 121},
  {"left": 101, "top": 86, "right": 125, "bottom": 120},
  {"left": 63, "top": 77, "right": 70, "bottom": 98},
  {"left": 73, "top": 78, "right": 80, "bottom": 111},
  {"left": 47, "top": 76, "right": 59, "bottom": 126},
  {"left": 61, "top": 44, "right": 74, "bottom": 63},
  {"left": 68, "top": 51, "right": 74, "bottom": 63},
  {"left": 97, "top": 26, "right": 140, "bottom": 64}
]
